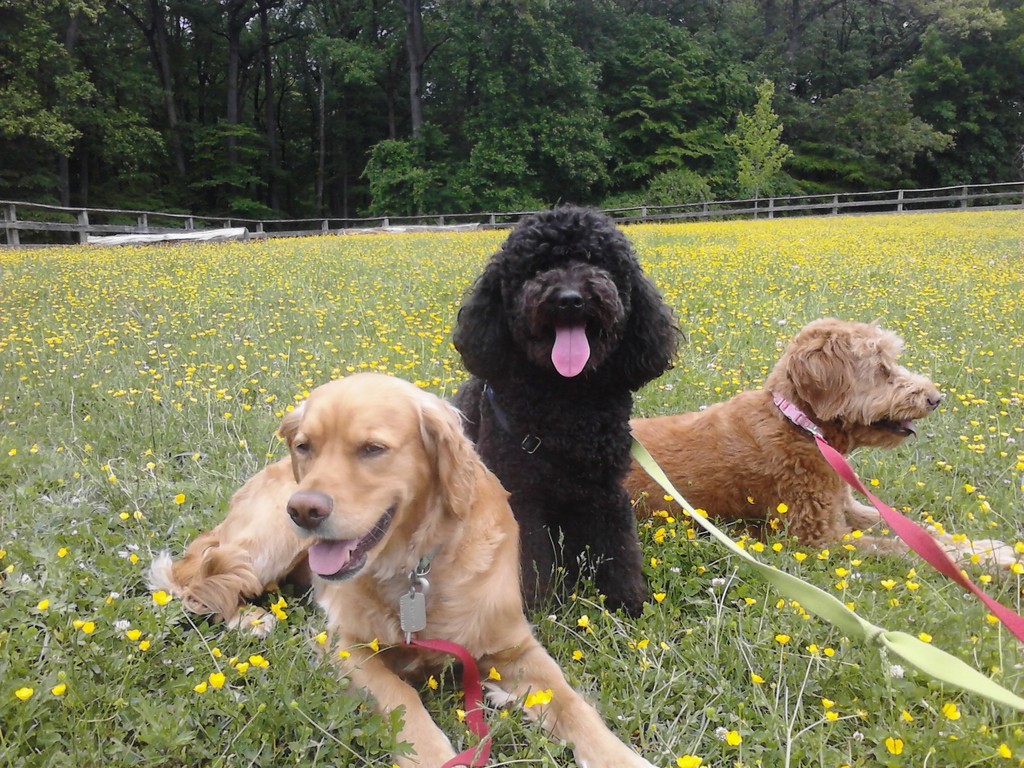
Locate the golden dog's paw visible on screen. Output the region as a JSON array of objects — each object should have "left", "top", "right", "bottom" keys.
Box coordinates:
[
  {"left": 575, "top": 742, "right": 658, "bottom": 768},
  {"left": 930, "top": 529, "right": 1021, "bottom": 571},
  {"left": 577, "top": 755, "right": 657, "bottom": 768},
  {"left": 227, "top": 606, "right": 278, "bottom": 638}
]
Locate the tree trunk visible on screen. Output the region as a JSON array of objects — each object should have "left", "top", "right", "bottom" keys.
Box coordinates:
[
  {"left": 122, "top": 0, "right": 188, "bottom": 178},
  {"left": 59, "top": 14, "right": 81, "bottom": 207},
  {"left": 316, "top": 60, "right": 326, "bottom": 214},
  {"left": 225, "top": 28, "right": 241, "bottom": 166},
  {"left": 151, "top": 0, "right": 187, "bottom": 178},
  {"left": 58, "top": 155, "right": 71, "bottom": 208},
  {"left": 401, "top": 0, "right": 425, "bottom": 138},
  {"left": 259, "top": 2, "right": 280, "bottom": 210},
  {"left": 224, "top": 0, "right": 254, "bottom": 168}
]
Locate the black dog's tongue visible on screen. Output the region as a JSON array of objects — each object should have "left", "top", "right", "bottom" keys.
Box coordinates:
[{"left": 552, "top": 324, "right": 590, "bottom": 377}]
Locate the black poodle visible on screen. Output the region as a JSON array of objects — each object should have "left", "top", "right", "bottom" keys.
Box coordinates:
[{"left": 452, "top": 205, "right": 678, "bottom": 616}]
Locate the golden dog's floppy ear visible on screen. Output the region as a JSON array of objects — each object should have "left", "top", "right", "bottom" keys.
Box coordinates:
[
  {"left": 277, "top": 402, "right": 305, "bottom": 483},
  {"left": 418, "top": 396, "right": 480, "bottom": 518},
  {"left": 786, "top": 331, "right": 853, "bottom": 421}
]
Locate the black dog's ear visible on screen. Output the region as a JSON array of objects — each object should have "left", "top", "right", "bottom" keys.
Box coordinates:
[
  {"left": 609, "top": 273, "right": 679, "bottom": 391},
  {"left": 452, "top": 262, "right": 513, "bottom": 379}
]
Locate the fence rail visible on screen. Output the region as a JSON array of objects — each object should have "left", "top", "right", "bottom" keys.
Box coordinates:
[{"left": 3, "top": 181, "right": 1022, "bottom": 246}]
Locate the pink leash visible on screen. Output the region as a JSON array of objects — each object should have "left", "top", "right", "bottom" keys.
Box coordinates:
[
  {"left": 773, "top": 392, "right": 1024, "bottom": 644},
  {"left": 407, "top": 637, "right": 492, "bottom": 767}
]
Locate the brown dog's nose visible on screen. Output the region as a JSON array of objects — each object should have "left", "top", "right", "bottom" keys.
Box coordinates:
[
  {"left": 287, "top": 490, "right": 333, "bottom": 530},
  {"left": 927, "top": 391, "right": 944, "bottom": 410}
]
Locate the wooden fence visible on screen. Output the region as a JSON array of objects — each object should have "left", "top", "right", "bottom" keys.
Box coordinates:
[{"left": 2, "top": 181, "right": 1022, "bottom": 246}]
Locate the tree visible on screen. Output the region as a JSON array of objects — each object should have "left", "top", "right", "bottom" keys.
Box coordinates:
[
  {"left": 425, "top": 0, "right": 611, "bottom": 209},
  {"left": 576, "top": 4, "right": 746, "bottom": 194},
  {"left": 118, "top": 0, "right": 187, "bottom": 180},
  {"left": 0, "top": 1, "right": 102, "bottom": 203},
  {"left": 1, "top": 0, "right": 1020, "bottom": 214},
  {"left": 362, "top": 134, "right": 438, "bottom": 215},
  {"left": 788, "top": 77, "right": 952, "bottom": 189},
  {"left": 903, "top": 2, "right": 1024, "bottom": 186},
  {"left": 726, "top": 79, "right": 792, "bottom": 198}
]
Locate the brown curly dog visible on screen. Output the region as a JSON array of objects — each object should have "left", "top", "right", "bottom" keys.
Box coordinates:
[{"left": 627, "top": 318, "right": 943, "bottom": 551}]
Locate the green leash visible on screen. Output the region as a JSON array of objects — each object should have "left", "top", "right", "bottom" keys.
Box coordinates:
[{"left": 630, "top": 438, "right": 1024, "bottom": 711}]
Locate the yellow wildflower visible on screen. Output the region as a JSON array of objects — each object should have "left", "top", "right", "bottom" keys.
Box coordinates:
[{"left": 524, "top": 689, "right": 553, "bottom": 708}]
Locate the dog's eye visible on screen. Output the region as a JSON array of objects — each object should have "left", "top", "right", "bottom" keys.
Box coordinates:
[
  {"left": 877, "top": 363, "right": 892, "bottom": 379},
  {"left": 360, "top": 442, "right": 388, "bottom": 458},
  {"left": 293, "top": 440, "right": 311, "bottom": 455}
]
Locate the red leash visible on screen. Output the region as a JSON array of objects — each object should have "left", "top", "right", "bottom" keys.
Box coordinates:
[
  {"left": 407, "top": 637, "right": 492, "bottom": 767},
  {"left": 773, "top": 393, "right": 1024, "bottom": 644}
]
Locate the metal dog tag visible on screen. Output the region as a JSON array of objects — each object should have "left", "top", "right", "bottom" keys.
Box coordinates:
[{"left": 400, "top": 589, "right": 427, "bottom": 641}]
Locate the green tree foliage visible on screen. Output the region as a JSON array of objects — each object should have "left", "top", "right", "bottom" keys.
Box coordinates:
[
  {"left": 430, "top": 0, "right": 611, "bottom": 210},
  {"left": 787, "top": 78, "right": 952, "bottom": 190},
  {"left": 726, "top": 80, "right": 793, "bottom": 198},
  {"left": 0, "top": 0, "right": 1020, "bottom": 215},
  {"left": 0, "top": 1, "right": 100, "bottom": 155},
  {"left": 904, "top": 2, "right": 1024, "bottom": 186},
  {"left": 582, "top": 5, "right": 745, "bottom": 193},
  {"left": 644, "top": 168, "right": 713, "bottom": 206}
]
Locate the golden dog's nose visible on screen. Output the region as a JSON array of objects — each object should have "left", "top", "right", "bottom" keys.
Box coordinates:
[{"left": 288, "top": 490, "right": 333, "bottom": 530}]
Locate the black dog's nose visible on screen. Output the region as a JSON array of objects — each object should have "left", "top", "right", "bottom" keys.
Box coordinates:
[
  {"left": 927, "top": 392, "right": 944, "bottom": 410},
  {"left": 287, "top": 490, "right": 334, "bottom": 530},
  {"left": 556, "top": 289, "right": 585, "bottom": 311}
]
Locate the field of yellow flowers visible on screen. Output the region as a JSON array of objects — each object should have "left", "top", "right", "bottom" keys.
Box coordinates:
[{"left": 1, "top": 210, "right": 1023, "bottom": 767}]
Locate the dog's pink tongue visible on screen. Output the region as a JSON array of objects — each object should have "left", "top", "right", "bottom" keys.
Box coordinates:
[
  {"left": 552, "top": 324, "right": 590, "bottom": 377},
  {"left": 308, "top": 539, "right": 357, "bottom": 576}
]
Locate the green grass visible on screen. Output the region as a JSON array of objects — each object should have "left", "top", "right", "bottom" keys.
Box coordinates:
[{"left": 1, "top": 210, "right": 1023, "bottom": 767}]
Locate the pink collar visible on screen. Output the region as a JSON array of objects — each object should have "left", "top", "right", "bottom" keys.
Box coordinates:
[{"left": 772, "top": 392, "right": 824, "bottom": 439}]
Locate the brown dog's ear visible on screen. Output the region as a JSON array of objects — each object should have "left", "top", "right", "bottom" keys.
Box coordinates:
[
  {"left": 785, "top": 332, "right": 853, "bottom": 421},
  {"left": 418, "top": 396, "right": 480, "bottom": 518},
  {"left": 277, "top": 402, "right": 305, "bottom": 483}
]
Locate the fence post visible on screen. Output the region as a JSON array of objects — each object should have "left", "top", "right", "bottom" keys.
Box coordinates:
[
  {"left": 832, "top": 195, "right": 839, "bottom": 215},
  {"left": 4, "top": 203, "right": 19, "bottom": 246},
  {"left": 186, "top": 217, "right": 194, "bottom": 230},
  {"left": 137, "top": 213, "right": 149, "bottom": 233},
  {"left": 897, "top": 190, "right": 905, "bottom": 213},
  {"left": 960, "top": 186, "right": 969, "bottom": 208},
  {"left": 77, "top": 209, "right": 89, "bottom": 244},
  {"left": 768, "top": 197, "right": 775, "bottom": 219}
]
